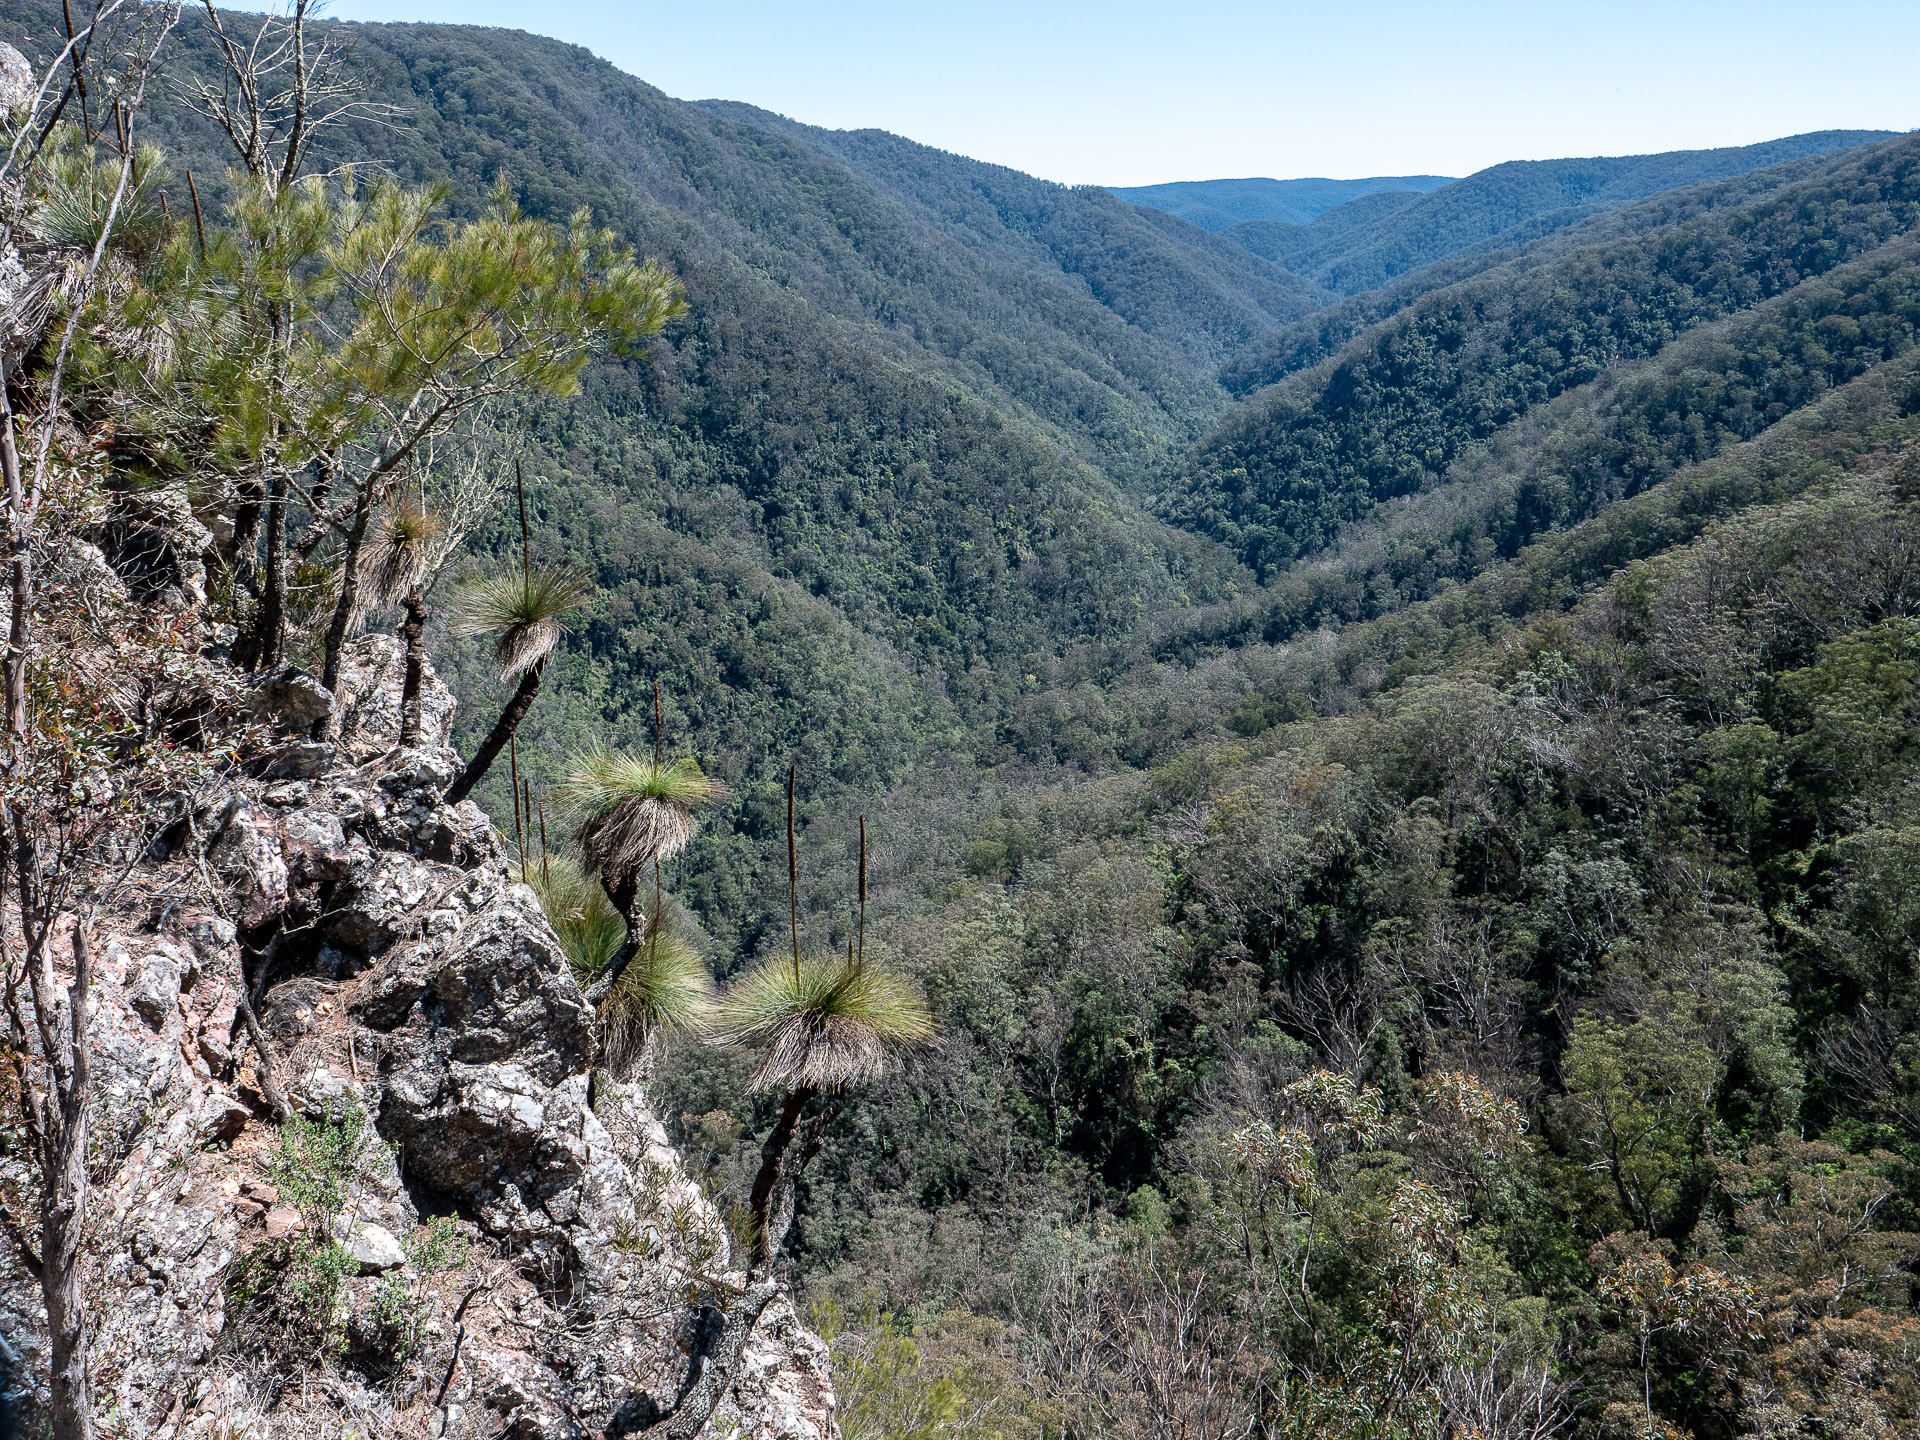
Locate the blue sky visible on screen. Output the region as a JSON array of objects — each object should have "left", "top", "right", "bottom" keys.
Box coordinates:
[{"left": 317, "top": 1, "right": 1919, "bottom": 186}]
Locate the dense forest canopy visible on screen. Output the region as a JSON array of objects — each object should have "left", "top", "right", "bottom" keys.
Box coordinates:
[{"left": 3, "top": 3, "right": 1919, "bottom": 1436}]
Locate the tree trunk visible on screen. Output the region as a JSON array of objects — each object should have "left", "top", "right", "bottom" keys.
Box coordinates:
[
  {"left": 3, "top": 378, "right": 31, "bottom": 741},
  {"left": 580, "top": 868, "right": 648, "bottom": 1009},
  {"left": 398, "top": 589, "right": 428, "bottom": 748},
  {"left": 11, "top": 913, "right": 98, "bottom": 1440},
  {"left": 312, "top": 479, "right": 378, "bottom": 738},
  {"left": 42, "top": 926, "right": 93, "bottom": 1440},
  {"left": 236, "top": 462, "right": 287, "bottom": 671},
  {"left": 657, "top": 1277, "right": 781, "bottom": 1440},
  {"left": 230, "top": 469, "right": 263, "bottom": 599},
  {"left": 746, "top": 1087, "right": 815, "bottom": 1271},
  {"left": 444, "top": 657, "right": 546, "bottom": 806}
]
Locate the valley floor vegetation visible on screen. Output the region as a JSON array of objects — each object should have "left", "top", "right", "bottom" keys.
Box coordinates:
[{"left": 3, "top": 3, "right": 1920, "bottom": 1438}]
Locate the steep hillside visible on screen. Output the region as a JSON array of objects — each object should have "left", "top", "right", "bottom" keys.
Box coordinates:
[
  {"left": 1220, "top": 138, "right": 1920, "bottom": 397},
  {"left": 1108, "top": 173, "right": 1453, "bottom": 230},
  {"left": 1167, "top": 132, "right": 1920, "bottom": 580},
  {"left": 1224, "top": 129, "right": 1898, "bottom": 293},
  {"left": 0, "top": 4, "right": 1319, "bottom": 951},
  {"left": 699, "top": 104, "right": 1327, "bottom": 372}
]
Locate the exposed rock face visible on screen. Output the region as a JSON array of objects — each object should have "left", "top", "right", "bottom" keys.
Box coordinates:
[
  {"left": 0, "top": 657, "right": 838, "bottom": 1438},
  {"left": 0, "top": 42, "right": 33, "bottom": 118},
  {"left": 90, "top": 483, "right": 214, "bottom": 609},
  {"left": 247, "top": 664, "right": 335, "bottom": 730},
  {"left": 331, "top": 634, "right": 458, "bottom": 759}
]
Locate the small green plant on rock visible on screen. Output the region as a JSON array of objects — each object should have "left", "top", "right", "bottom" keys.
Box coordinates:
[
  {"left": 358, "top": 1215, "right": 473, "bottom": 1369},
  {"left": 264, "top": 1102, "right": 383, "bottom": 1229},
  {"left": 226, "top": 1104, "right": 391, "bottom": 1365}
]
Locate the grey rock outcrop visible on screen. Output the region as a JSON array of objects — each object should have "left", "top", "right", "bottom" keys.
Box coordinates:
[
  {"left": 347, "top": 1223, "right": 407, "bottom": 1274},
  {"left": 247, "top": 664, "right": 335, "bottom": 731},
  {"left": 90, "top": 483, "right": 213, "bottom": 609},
  {"left": 330, "top": 634, "right": 457, "bottom": 757}
]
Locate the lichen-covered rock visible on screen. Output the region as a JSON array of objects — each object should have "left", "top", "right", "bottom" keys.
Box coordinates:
[
  {"left": 247, "top": 664, "right": 334, "bottom": 730},
  {"left": 347, "top": 1223, "right": 407, "bottom": 1274},
  {"left": 0, "top": 42, "right": 33, "bottom": 117},
  {"left": 205, "top": 797, "right": 292, "bottom": 929},
  {"left": 90, "top": 483, "right": 213, "bottom": 609},
  {"left": 331, "top": 634, "right": 456, "bottom": 757}
]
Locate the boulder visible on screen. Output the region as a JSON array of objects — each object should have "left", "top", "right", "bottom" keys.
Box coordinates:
[
  {"left": 347, "top": 1223, "right": 406, "bottom": 1275},
  {"left": 247, "top": 666, "right": 334, "bottom": 731},
  {"left": 44, "top": 537, "right": 130, "bottom": 608},
  {"left": 125, "top": 950, "right": 181, "bottom": 1029},
  {"left": 0, "top": 43, "right": 31, "bottom": 118},
  {"left": 331, "top": 635, "right": 455, "bottom": 757},
  {"left": 199, "top": 1093, "right": 252, "bottom": 1142},
  {"left": 324, "top": 850, "right": 443, "bottom": 957},
  {"left": 204, "top": 799, "right": 290, "bottom": 929},
  {"left": 262, "top": 740, "right": 334, "bottom": 779},
  {"left": 91, "top": 484, "right": 213, "bottom": 609}
]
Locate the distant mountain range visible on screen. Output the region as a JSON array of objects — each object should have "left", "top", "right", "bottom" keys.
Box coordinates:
[
  {"left": 1104, "top": 175, "right": 1454, "bottom": 231},
  {"left": 1118, "top": 131, "right": 1900, "bottom": 292}
]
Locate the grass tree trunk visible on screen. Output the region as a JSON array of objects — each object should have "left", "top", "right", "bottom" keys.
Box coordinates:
[
  {"left": 444, "top": 655, "right": 546, "bottom": 806},
  {"left": 581, "top": 868, "right": 649, "bottom": 1008},
  {"left": 747, "top": 1086, "right": 816, "bottom": 1271},
  {"left": 656, "top": 1276, "right": 782, "bottom": 1440},
  {"left": 398, "top": 589, "right": 429, "bottom": 748}
]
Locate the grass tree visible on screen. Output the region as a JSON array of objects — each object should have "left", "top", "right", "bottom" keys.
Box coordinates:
[
  {"left": 711, "top": 784, "right": 935, "bottom": 1271},
  {"left": 443, "top": 562, "right": 591, "bottom": 804},
  {"left": 359, "top": 499, "right": 442, "bottom": 747},
  {"left": 558, "top": 740, "right": 723, "bottom": 1007},
  {"left": 533, "top": 852, "right": 711, "bottom": 1080}
]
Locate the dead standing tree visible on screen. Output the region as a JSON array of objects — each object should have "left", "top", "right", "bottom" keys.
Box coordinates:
[{"left": 0, "top": 12, "right": 182, "bottom": 1439}]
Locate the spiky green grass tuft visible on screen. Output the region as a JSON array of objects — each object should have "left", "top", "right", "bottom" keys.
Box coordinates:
[
  {"left": 710, "top": 953, "right": 935, "bottom": 1094},
  {"left": 532, "top": 856, "right": 713, "bottom": 1076},
  {"left": 558, "top": 745, "right": 725, "bottom": 881},
  {"left": 599, "top": 920, "right": 713, "bottom": 1078},
  {"left": 454, "top": 564, "right": 592, "bottom": 681},
  {"left": 532, "top": 854, "right": 626, "bottom": 979}
]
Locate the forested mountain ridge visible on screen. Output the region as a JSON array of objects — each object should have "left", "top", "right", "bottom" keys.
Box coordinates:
[
  {"left": 1220, "top": 136, "right": 1920, "bottom": 397},
  {"left": 697, "top": 102, "right": 1329, "bottom": 372},
  {"left": 1167, "top": 131, "right": 1920, "bottom": 581},
  {"left": 1217, "top": 128, "right": 1898, "bottom": 293},
  {"left": 1108, "top": 173, "right": 1455, "bottom": 231},
  {"left": 0, "top": 2, "right": 1311, "bottom": 952}
]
